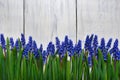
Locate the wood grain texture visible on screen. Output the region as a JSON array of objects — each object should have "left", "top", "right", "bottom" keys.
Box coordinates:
[
  {"left": 1, "top": 0, "right": 120, "bottom": 47},
  {"left": 25, "top": 0, "right": 76, "bottom": 48},
  {"left": 0, "top": 0, "right": 23, "bottom": 39},
  {"left": 77, "top": 0, "right": 120, "bottom": 42}
]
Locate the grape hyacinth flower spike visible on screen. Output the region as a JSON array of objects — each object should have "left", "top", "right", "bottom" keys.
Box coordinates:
[
  {"left": 93, "top": 35, "right": 98, "bottom": 56},
  {"left": 106, "top": 38, "right": 112, "bottom": 51},
  {"left": 89, "top": 34, "right": 94, "bottom": 43},
  {"left": 10, "top": 37, "right": 14, "bottom": 49},
  {"left": 56, "top": 37, "right": 60, "bottom": 51},
  {"left": 39, "top": 44, "right": 43, "bottom": 55},
  {"left": 21, "top": 33, "right": 26, "bottom": 48},
  {"left": 99, "top": 38, "right": 108, "bottom": 60},
  {"left": 42, "top": 50, "right": 47, "bottom": 64},
  {"left": 74, "top": 40, "right": 82, "bottom": 56},
  {"left": 88, "top": 55, "right": 92, "bottom": 67},
  {"left": 22, "top": 44, "right": 30, "bottom": 58},
  {"left": 110, "top": 39, "right": 119, "bottom": 60},
  {"left": 0, "top": 34, "right": 6, "bottom": 50},
  {"left": 116, "top": 50, "right": 120, "bottom": 60},
  {"left": 58, "top": 42, "right": 65, "bottom": 60},
  {"left": 47, "top": 42, "right": 55, "bottom": 56},
  {"left": 15, "top": 39, "right": 20, "bottom": 52},
  {"left": 67, "top": 39, "right": 74, "bottom": 57},
  {"left": 64, "top": 36, "right": 69, "bottom": 47},
  {"left": 84, "top": 35, "right": 90, "bottom": 51},
  {"left": 32, "top": 40, "right": 39, "bottom": 58},
  {"left": 28, "top": 36, "right": 33, "bottom": 52}
]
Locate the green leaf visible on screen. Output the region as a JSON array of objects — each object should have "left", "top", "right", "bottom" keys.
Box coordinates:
[
  {"left": 66, "top": 58, "right": 71, "bottom": 80},
  {"left": 78, "top": 51, "right": 84, "bottom": 80},
  {"left": 21, "top": 57, "right": 27, "bottom": 80}
]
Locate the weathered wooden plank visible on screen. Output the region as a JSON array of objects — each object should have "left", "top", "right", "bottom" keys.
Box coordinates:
[
  {"left": 77, "top": 0, "right": 120, "bottom": 42},
  {"left": 0, "top": 0, "right": 23, "bottom": 39},
  {"left": 25, "top": 0, "right": 76, "bottom": 48}
]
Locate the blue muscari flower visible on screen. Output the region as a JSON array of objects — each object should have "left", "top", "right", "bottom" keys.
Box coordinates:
[
  {"left": 42, "top": 50, "right": 47, "bottom": 64},
  {"left": 88, "top": 46, "right": 94, "bottom": 56},
  {"left": 32, "top": 41, "right": 39, "bottom": 58},
  {"left": 28, "top": 36, "right": 32, "bottom": 45},
  {"left": 64, "top": 36, "right": 69, "bottom": 45},
  {"left": 116, "top": 51, "right": 120, "bottom": 60},
  {"left": 10, "top": 37, "right": 14, "bottom": 49},
  {"left": 58, "top": 42, "right": 65, "bottom": 58},
  {"left": 89, "top": 34, "right": 94, "bottom": 43},
  {"left": 106, "top": 38, "right": 112, "bottom": 50},
  {"left": 99, "top": 38, "right": 105, "bottom": 50},
  {"left": 56, "top": 37, "right": 60, "bottom": 50},
  {"left": 67, "top": 39, "right": 74, "bottom": 57},
  {"left": 64, "top": 36, "right": 74, "bottom": 56},
  {"left": 0, "top": 34, "right": 6, "bottom": 49},
  {"left": 113, "top": 39, "right": 118, "bottom": 49},
  {"left": 109, "top": 39, "right": 118, "bottom": 54},
  {"left": 21, "top": 33, "right": 26, "bottom": 47},
  {"left": 88, "top": 55, "right": 92, "bottom": 67},
  {"left": 84, "top": 35, "right": 93, "bottom": 51},
  {"left": 39, "top": 44, "right": 43, "bottom": 54},
  {"left": 74, "top": 40, "right": 82, "bottom": 55},
  {"left": 28, "top": 36, "right": 33, "bottom": 52},
  {"left": 110, "top": 39, "right": 119, "bottom": 60},
  {"left": 85, "top": 35, "right": 94, "bottom": 57},
  {"left": 32, "top": 40, "right": 37, "bottom": 49},
  {"left": 47, "top": 42, "right": 55, "bottom": 56},
  {"left": 22, "top": 44, "right": 29, "bottom": 58},
  {"left": 93, "top": 35, "right": 98, "bottom": 55},
  {"left": 99, "top": 38, "right": 107, "bottom": 60},
  {"left": 64, "top": 36, "right": 69, "bottom": 51},
  {"left": 93, "top": 35, "right": 98, "bottom": 49},
  {"left": 15, "top": 39, "right": 20, "bottom": 51},
  {"left": 84, "top": 35, "right": 90, "bottom": 51}
]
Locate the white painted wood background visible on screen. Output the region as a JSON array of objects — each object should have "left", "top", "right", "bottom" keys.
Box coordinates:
[
  {"left": 77, "top": 0, "right": 120, "bottom": 42},
  {"left": 25, "top": 0, "right": 76, "bottom": 48},
  {"left": 0, "top": 0, "right": 23, "bottom": 39},
  {"left": 0, "top": 0, "right": 120, "bottom": 48}
]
